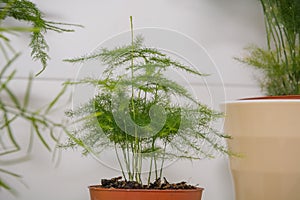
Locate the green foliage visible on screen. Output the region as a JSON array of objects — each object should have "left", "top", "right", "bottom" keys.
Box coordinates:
[
  {"left": 0, "top": 57, "right": 69, "bottom": 192},
  {"left": 237, "top": 45, "right": 300, "bottom": 95},
  {"left": 238, "top": 0, "right": 300, "bottom": 95},
  {"left": 0, "top": 0, "right": 78, "bottom": 193},
  {"left": 0, "top": 0, "right": 81, "bottom": 75},
  {"left": 63, "top": 18, "right": 232, "bottom": 185}
]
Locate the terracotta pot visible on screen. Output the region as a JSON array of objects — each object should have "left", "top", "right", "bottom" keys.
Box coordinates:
[
  {"left": 89, "top": 186, "right": 204, "bottom": 200},
  {"left": 223, "top": 95, "right": 300, "bottom": 200}
]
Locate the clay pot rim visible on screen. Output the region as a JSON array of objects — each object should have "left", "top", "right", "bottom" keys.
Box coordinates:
[
  {"left": 222, "top": 95, "right": 300, "bottom": 104},
  {"left": 239, "top": 95, "right": 300, "bottom": 100},
  {"left": 88, "top": 185, "right": 204, "bottom": 192}
]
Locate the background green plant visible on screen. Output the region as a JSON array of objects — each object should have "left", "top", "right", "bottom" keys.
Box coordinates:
[
  {"left": 238, "top": 0, "right": 300, "bottom": 95},
  {"left": 0, "top": 0, "right": 79, "bottom": 193},
  {"left": 62, "top": 17, "right": 233, "bottom": 185}
]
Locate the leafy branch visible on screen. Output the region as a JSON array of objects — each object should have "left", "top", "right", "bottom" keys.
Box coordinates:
[
  {"left": 0, "top": 0, "right": 80, "bottom": 193},
  {"left": 0, "top": 0, "right": 82, "bottom": 75},
  {"left": 0, "top": 55, "right": 69, "bottom": 192},
  {"left": 238, "top": 0, "right": 300, "bottom": 95}
]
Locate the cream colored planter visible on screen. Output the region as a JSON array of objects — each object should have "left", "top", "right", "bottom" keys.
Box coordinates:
[{"left": 224, "top": 98, "right": 300, "bottom": 200}]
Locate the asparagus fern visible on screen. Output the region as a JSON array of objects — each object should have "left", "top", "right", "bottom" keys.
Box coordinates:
[
  {"left": 0, "top": 0, "right": 81, "bottom": 75},
  {"left": 63, "top": 17, "right": 232, "bottom": 185},
  {"left": 238, "top": 0, "right": 300, "bottom": 95},
  {"left": 0, "top": 0, "right": 79, "bottom": 193}
]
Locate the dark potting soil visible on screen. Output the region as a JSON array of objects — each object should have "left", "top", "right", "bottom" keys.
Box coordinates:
[{"left": 98, "top": 176, "right": 198, "bottom": 190}]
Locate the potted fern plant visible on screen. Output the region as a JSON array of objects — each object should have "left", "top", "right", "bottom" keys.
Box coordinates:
[
  {"left": 62, "top": 16, "right": 233, "bottom": 200},
  {"left": 224, "top": 0, "right": 300, "bottom": 199}
]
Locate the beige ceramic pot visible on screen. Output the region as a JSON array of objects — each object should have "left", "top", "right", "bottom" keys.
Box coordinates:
[
  {"left": 89, "top": 186, "right": 204, "bottom": 200},
  {"left": 224, "top": 96, "right": 300, "bottom": 200}
]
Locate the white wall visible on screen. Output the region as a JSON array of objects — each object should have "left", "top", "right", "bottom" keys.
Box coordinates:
[{"left": 1, "top": 0, "right": 265, "bottom": 200}]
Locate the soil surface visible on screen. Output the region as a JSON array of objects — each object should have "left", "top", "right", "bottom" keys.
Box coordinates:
[{"left": 98, "top": 176, "right": 198, "bottom": 190}]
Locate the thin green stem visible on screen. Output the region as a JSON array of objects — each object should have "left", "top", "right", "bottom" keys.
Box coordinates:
[
  {"left": 2, "top": 108, "right": 20, "bottom": 152},
  {"left": 123, "top": 120, "right": 133, "bottom": 180},
  {"left": 127, "top": 142, "right": 132, "bottom": 180},
  {"left": 121, "top": 146, "right": 130, "bottom": 180},
  {"left": 138, "top": 143, "right": 143, "bottom": 184},
  {"left": 131, "top": 143, "right": 135, "bottom": 181},
  {"left": 154, "top": 155, "right": 158, "bottom": 180},
  {"left": 0, "top": 42, "right": 9, "bottom": 61},
  {"left": 147, "top": 138, "right": 156, "bottom": 184},
  {"left": 129, "top": 16, "right": 141, "bottom": 183},
  {"left": 269, "top": 1, "right": 289, "bottom": 66},
  {"left": 114, "top": 144, "right": 127, "bottom": 180},
  {"left": 264, "top": 14, "right": 279, "bottom": 61},
  {"left": 129, "top": 16, "right": 136, "bottom": 118},
  {"left": 159, "top": 142, "right": 167, "bottom": 178},
  {"left": 260, "top": 0, "right": 280, "bottom": 60},
  {"left": 148, "top": 157, "right": 153, "bottom": 185}
]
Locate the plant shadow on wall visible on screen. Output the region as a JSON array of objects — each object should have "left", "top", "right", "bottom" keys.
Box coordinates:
[
  {"left": 0, "top": 0, "right": 81, "bottom": 193},
  {"left": 62, "top": 17, "right": 235, "bottom": 192},
  {"left": 237, "top": 0, "right": 300, "bottom": 96}
]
